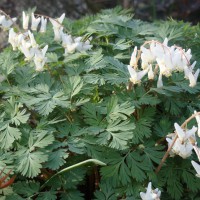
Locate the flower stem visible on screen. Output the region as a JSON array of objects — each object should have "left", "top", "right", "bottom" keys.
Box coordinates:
[{"left": 40, "top": 159, "right": 106, "bottom": 190}]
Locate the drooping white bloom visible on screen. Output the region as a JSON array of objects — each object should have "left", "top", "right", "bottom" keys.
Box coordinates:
[
  {"left": 1, "top": 17, "right": 16, "bottom": 30},
  {"left": 8, "top": 29, "right": 24, "bottom": 51},
  {"left": 130, "top": 46, "right": 138, "bottom": 67},
  {"left": 174, "top": 123, "right": 197, "bottom": 143},
  {"left": 34, "top": 45, "right": 48, "bottom": 71},
  {"left": 20, "top": 40, "right": 35, "bottom": 61},
  {"left": 40, "top": 16, "right": 47, "bottom": 33},
  {"left": 8, "top": 28, "right": 18, "bottom": 50},
  {"left": 191, "top": 160, "right": 200, "bottom": 178},
  {"left": 141, "top": 46, "right": 155, "bottom": 69},
  {"left": 128, "top": 38, "right": 199, "bottom": 88},
  {"left": 49, "top": 13, "right": 65, "bottom": 41},
  {"left": 22, "top": 11, "right": 29, "bottom": 30},
  {"left": 49, "top": 13, "right": 65, "bottom": 29},
  {"left": 74, "top": 36, "right": 92, "bottom": 52},
  {"left": 194, "top": 110, "right": 200, "bottom": 137},
  {"left": 61, "top": 33, "right": 73, "bottom": 48},
  {"left": 128, "top": 65, "right": 148, "bottom": 84},
  {"left": 31, "top": 13, "right": 41, "bottom": 31},
  {"left": 189, "top": 69, "right": 200, "bottom": 87},
  {"left": 0, "top": 14, "right": 16, "bottom": 30},
  {"left": 157, "top": 73, "right": 163, "bottom": 88},
  {"left": 166, "top": 137, "right": 193, "bottom": 159},
  {"left": 193, "top": 145, "right": 200, "bottom": 162},
  {"left": 0, "top": 15, "right": 5, "bottom": 24},
  {"left": 28, "top": 30, "right": 38, "bottom": 48},
  {"left": 148, "top": 64, "right": 154, "bottom": 80},
  {"left": 140, "top": 182, "right": 161, "bottom": 200},
  {"left": 177, "top": 141, "right": 193, "bottom": 158}
]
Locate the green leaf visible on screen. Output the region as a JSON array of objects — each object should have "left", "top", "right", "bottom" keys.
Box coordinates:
[
  {"left": 0, "top": 125, "right": 21, "bottom": 149},
  {"left": 16, "top": 149, "right": 48, "bottom": 178},
  {"left": 85, "top": 49, "right": 105, "bottom": 72},
  {"left": 45, "top": 149, "right": 68, "bottom": 170},
  {"left": 126, "top": 152, "right": 149, "bottom": 182},
  {"left": 106, "top": 96, "right": 135, "bottom": 121},
  {"left": 94, "top": 180, "right": 117, "bottom": 200},
  {"left": 46, "top": 52, "right": 58, "bottom": 63},
  {"left": 132, "top": 108, "right": 156, "bottom": 144},
  {"left": 11, "top": 109, "right": 30, "bottom": 126},
  {"left": 13, "top": 181, "right": 40, "bottom": 197},
  {"left": 60, "top": 190, "right": 84, "bottom": 200},
  {"left": 28, "top": 130, "right": 54, "bottom": 150},
  {"left": 98, "top": 120, "right": 135, "bottom": 150},
  {"left": 37, "top": 191, "right": 57, "bottom": 200}
]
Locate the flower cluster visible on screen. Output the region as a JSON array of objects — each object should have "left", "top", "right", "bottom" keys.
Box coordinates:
[
  {"left": 0, "top": 13, "right": 16, "bottom": 30},
  {"left": 22, "top": 12, "right": 93, "bottom": 54},
  {"left": 49, "top": 14, "right": 92, "bottom": 55},
  {"left": 166, "top": 123, "right": 197, "bottom": 159},
  {"left": 8, "top": 29, "right": 48, "bottom": 71},
  {"left": 140, "top": 182, "right": 161, "bottom": 200},
  {"left": 4, "top": 11, "right": 93, "bottom": 71},
  {"left": 22, "top": 11, "right": 47, "bottom": 32},
  {"left": 165, "top": 111, "right": 200, "bottom": 178},
  {"left": 128, "top": 38, "right": 199, "bottom": 87}
]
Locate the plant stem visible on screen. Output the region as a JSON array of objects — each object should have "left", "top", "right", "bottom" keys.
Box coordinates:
[{"left": 40, "top": 159, "right": 106, "bottom": 190}]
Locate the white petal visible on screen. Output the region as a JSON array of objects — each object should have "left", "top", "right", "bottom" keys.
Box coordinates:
[
  {"left": 191, "top": 160, "right": 200, "bottom": 176},
  {"left": 174, "top": 123, "right": 185, "bottom": 142},
  {"left": 157, "top": 73, "right": 163, "bottom": 88}
]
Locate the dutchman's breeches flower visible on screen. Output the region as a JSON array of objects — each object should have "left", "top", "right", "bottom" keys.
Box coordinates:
[
  {"left": 140, "top": 182, "right": 161, "bottom": 200},
  {"left": 128, "top": 38, "right": 199, "bottom": 88},
  {"left": 31, "top": 13, "right": 41, "bottom": 31}
]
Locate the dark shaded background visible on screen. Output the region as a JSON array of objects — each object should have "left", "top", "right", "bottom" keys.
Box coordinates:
[{"left": 0, "top": 0, "right": 200, "bottom": 23}]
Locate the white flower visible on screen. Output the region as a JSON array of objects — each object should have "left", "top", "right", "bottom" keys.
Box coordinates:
[
  {"left": 73, "top": 36, "right": 92, "bottom": 52},
  {"left": 28, "top": 31, "right": 38, "bottom": 48},
  {"left": 174, "top": 123, "right": 197, "bottom": 143},
  {"left": 0, "top": 15, "right": 16, "bottom": 30},
  {"left": 157, "top": 73, "right": 163, "bottom": 88},
  {"left": 148, "top": 64, "right": 154, "bottom": 80},
  {"left": 49, "top": 13, "right": 65, "bottom": 41},
  {"left": 49, "top": 13, "right": 65, "bottom": 29},
  {"left": 20, "top": 40, "right": 35, "bottom": 61},
  {"left": 140, "top": 182, "right": 161, "bottom": 200},
  {"left": 8, "top": 29, "right": 24, "bottom": 51},
  {"left": 128, "top": 65, "right": 148, "bottom": 84},
  {"left": 141, "top": 46, "right": 155, "bottom": 69},
  {"left": 40, "top": 16, "right": 47, "bottom": 33},
  {"left": 0, "top": 15, "right": 5, "bottom": 24},
  {"left": 189, "top": 69, "right": 199, "bottom": 87},
  {"left": 61, "top": 33, "right": 73, "bottom": 48},
  {"left": 178, "top": 141, "right": 193, "bottom": 158},
  {"left": 193, "top": 145, "right": 200, "bottom": 162},
  {"left": 130, "top": 46, "right": 138, "bottom": 67},
  {"left": 194, "top": 110, "right": 200, "bottom": 137},
  {"left": 34, "top": 45, "right": 48, "bottom": 71},
  {"left": 31, "top": 13, "right": 41, "bottom": 31},
  {"left": 66, "top": 43, "right": 78, "bottom": 54},
  {"left": 8, "top": 28, "right": 17, "bottom": 50},
  {"left": 191, "top": 160, "right": 200, "bottom": 178},
  {"left": 166, "top": 137, "right": 193, "bottom": 159},
  {"left": 22, "top": 11, "right": 29, "bottom": 30}
]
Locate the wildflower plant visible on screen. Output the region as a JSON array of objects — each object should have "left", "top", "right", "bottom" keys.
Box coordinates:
[{"left": 0, "top": 7, "right": 200, "bottom": 199}]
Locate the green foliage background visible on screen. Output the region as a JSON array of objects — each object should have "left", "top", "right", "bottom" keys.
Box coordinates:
[{"left": 0, "top": 7, "right": 200, "bottom": 199}]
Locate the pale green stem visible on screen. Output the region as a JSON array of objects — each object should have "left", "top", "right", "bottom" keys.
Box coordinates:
[{"left": 40, "top": 159, "right": 106, "bottom": 190}]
